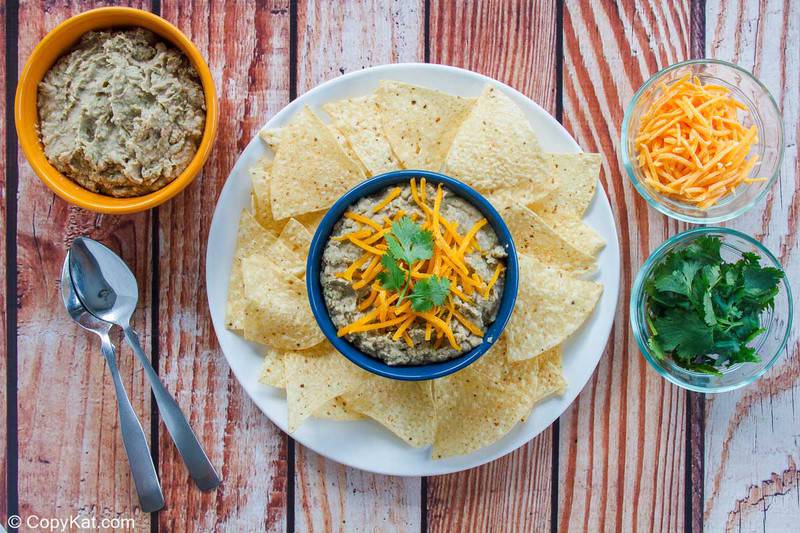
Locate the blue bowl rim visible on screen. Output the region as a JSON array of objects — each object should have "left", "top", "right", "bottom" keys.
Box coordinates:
[
  {"left": 629, "top": 225, "right": 793, "bottom": 393},
  {"left": 306, "top": 170, "right": 520, "bottom": 381},
  {"left": 620, "top": 58, "right": 785, "bottom": 225}
]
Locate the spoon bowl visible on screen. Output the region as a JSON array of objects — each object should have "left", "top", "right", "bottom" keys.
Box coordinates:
[
  {"left": 61, "top": 255, "right": 113, "bottom": 335},
  {"left": 69, "top": 237, "right": 138, "bottom": 327}
]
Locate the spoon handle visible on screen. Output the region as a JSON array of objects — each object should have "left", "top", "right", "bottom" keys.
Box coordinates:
[
  {"left": 100, "top": 334, "right": 165, "bottom": 512},
  {"left": 123, "top": 327, "right": 222, "bottom": 491}
]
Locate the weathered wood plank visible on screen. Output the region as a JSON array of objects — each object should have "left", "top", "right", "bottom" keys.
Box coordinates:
[
  {"left": 156, "top": 1, "right": 290, "bottom": 531},
  {"left": 295, "top": 446, "right": 422, "bottom": 532},
  {"left": 425, "top": 2, "right": 558, "bottom": 531},
  {"left": 429, "top": 0, "right": 559, "bottom": 102},
  {"left": 297, "top": 0, "right": 424, "bottom": 93},
  {"left": 557, "top": 1, "right": 691, "bottom": 531},
  {"left": 703, "top": 1, "right": 800, "bottom": 531},
  {"left": 428, "top": 435, "right": 553, "bottom": 532},
  {"left": 15, "top": 1, "right": 152, "bottom": 528},
  {"left": 1, "top": 0, "right": 9, "bottom": 523},
  {"left": 293, "top": 2, "right": 424, "bottom": 531}
]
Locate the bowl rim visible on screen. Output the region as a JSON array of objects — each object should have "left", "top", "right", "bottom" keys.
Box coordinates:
[
  {"left": 14, "top": 6, "right": 219, "bottom": 214},
  {"left": 306, "top": 169, "right": 520, "bottom": 381},
  {"left": 620, "top": 58, "right": 785, "bottom": 224},
  {"left": 630, "top": 225, "right": 793, "bottom": 393}
]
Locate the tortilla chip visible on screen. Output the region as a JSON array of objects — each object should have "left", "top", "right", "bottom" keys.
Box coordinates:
[
  {"left": 314, "top": 397, "right": 366, "bottom": 421},
  {"left": 331, "top": 129, "right": 368, "bottom": 176},
  {"left": 258, "top": 127, "right": 281, "bottom": 150},
  {"left": 258, "top": 348, "right": 286, "bottom": 388},
  {"left": 257, "top": 349, "right": 372, "bottom": 422},
  {"left": 324, "top": 95, "right": 402, "bottom": 176},
  {"left": 432, "top": 364, "right": 531, "bottom": 459},
  {"left": 262, "top": 123, "right": 367, "bottom": 175},
  {"left": 241, "top": 254, "right": 324, "bottom": 350},
  {"left": 506, "top": 254, "right": 602, "bottom": 360},
  {"left": 259, "top": 346, "right": 364, "bottom": 420},
  {"left": 284, "top": 342, "right": 367, "bottom": 431},
  {"left": 444, "top": 85, "right": 553, "bottom": 204},
  {"left": 278, "top": 218, "right": 313, "bottom": 258},
  {"left": 225, "top": 211, "right": 278, "bottom": 331},
  {"left": 533, "top": 210, "right": 605, "bottom": 258},
  {"left": 530, "top": 153, "right": 601, "bottom": 217},
  {"left": 248, "top": 158, "right": 289, "bottom": 235},
  {"left": 266, "top": 240, "right": 305, "bottom": 279},
  {"left": 342, "top": 377, "right": 435, "bottom": 447},
  {"left": 376, "top": 80, "right": 473, "bottom": 170},
  {"left": 262, "top": 219, "right": 312, "bottom": 279},
  {"left": 471, "top": 337, "right": 565, "bottom": 408},
  {"left": 269, "top": 106, "right": 366, "bottom": 219},
  {"left": 500, "top": 202, "right": 596, "bottom": 274},
  {"left": 295, "top": 211, "right": 326, "bottom": 233},
  {"left": 250, "top": 155, "right": 272, "bottom": 176},
  {"left": 527, "top": 348, "right": 567, "bottom": 404}
]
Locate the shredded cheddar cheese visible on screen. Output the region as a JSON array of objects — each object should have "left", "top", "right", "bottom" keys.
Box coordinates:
[
  {"left": 347, "top": 237, "right": 385, "bottom": 256},
  {"left": 635, "top": 74, "right": 764, "bottom": 209},
  {"left": 357, "top": 288, "right": 379, "bottom": 310},
  {"left": 457, "top": 219, "right": 487, "bottom": 256},
  {"left": 448, "top": 304, "right": 484, "bottom": 337},
  {"left": 345, "top": 211, "right": 382, "bottom": 231},
  {"left": 483, "top": 264, "right": 504, "bottom": 299},
  {"left": 402, "top": 332, "right": 415, "bottom": 348},
  {"left": 336, "top": 253, "right": 370, "bottom": 281},
  {"left": 371, "top": 187, "right": 402, "bottom": 213},
  {"left": 334, "top": 178, "right": 502, "bottom": 351},
  {"left": 333, "top": 229, "right": 371, "bottom": 242},
  {"left": 341, "top": 315, "right": 408, "bottom": 335},
  {"left": 352, "top": 255, "right": 383, "bottom": 289},
  {"left": 392, "top": 314, "right": 416, "bottom": 341}
]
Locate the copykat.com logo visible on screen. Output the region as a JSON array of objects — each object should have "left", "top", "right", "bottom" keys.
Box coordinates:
[{"left": 5, "top": 514, "right": 137, "bottom": 531}]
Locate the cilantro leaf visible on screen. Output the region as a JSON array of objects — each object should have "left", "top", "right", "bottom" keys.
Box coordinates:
[
  {"left": 644, "top": 235, "right": 782, "bottom": 373},
  {"left": 729, "top": 345, "right": 760, "bottom": 364},
  {"left": 683, "top": 363, "right": 723, "bottom": 376},
  {"left": 702, "top": 291, "right": 716, "bottom": 326},
  {"left": 647, "top": 336, "right": 667, "bottom": 361},
  {"left": 683, "top": 235, "right": 722, "bottom": 264},
  {"left": 378, "top": 218, "right": 436, "bottom": 303},
  {"left": 377, "top": 252, "right": 406, "bottom": 292},
  {"left": 742, "top": 266, "right": 783, "bottom": 301},
  {"left": 654, "top": 260, "right": 702, "bottom": 299},
  {"left": 409, "top": 276, "right": 451, "bottom": 312},
  {"left": 386, "top": 217, "right": 434, "bottom": 266},
  {"left": 652, "top": 311, "right": 715, "bottom": 359}
]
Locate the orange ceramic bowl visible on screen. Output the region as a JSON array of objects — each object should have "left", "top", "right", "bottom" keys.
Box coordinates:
[{"left": 15, "top": 7, "right": 218, "bottom": 214}]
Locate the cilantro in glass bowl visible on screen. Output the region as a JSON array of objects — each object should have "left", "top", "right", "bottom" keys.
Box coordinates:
[{"left": 630, "top": 227, "right": 792, "bottom": 392}]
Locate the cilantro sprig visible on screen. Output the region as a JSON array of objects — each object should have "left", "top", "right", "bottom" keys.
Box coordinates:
[
  {"left": 409, "top": 276, "right": 451, "bottom": 312},
  {"left": 386, "top": 216, "right": 434, "bottom": 265},
  {"left": 376, "top": 216, "right": 450, "bottom": 312},
  {"left": 644, "top": 235, "right": 784, "bottom": 375}
]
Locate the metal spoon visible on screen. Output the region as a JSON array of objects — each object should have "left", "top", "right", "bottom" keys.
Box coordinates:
[
  {"left": 68, "top": 237, "right": 221, "bottom": 491},
  {"left": 60, "top": 257, "right": 165, "bottom": 512}
]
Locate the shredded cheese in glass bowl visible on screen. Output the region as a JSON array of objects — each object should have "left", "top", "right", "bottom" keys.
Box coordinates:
[{"left": 621, "top": 59, "right": 783, "bottom": 224}]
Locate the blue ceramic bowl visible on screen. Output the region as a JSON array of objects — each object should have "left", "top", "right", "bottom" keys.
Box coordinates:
[{"left": 306, "top": 170, "right": 519, "bottom": 381}]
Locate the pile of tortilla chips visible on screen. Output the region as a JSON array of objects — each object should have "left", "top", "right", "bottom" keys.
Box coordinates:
[{"left": 225, "top": 80, "right": 604, "bottom": 459}]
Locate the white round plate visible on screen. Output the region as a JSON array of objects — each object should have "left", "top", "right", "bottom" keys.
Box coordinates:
[{"left": 207, "top": 63, "right": 620, "bottom": 476}]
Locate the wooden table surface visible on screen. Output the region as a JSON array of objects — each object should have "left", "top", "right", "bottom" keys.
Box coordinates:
[{"left": 2, "top": 1, "right": 798, "bottom": 532}]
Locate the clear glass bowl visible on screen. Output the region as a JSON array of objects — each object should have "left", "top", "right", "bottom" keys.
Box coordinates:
[
  {"left": 621, "top": 59, "right": 784, "bottom": 224},
  {"left": 630, "top": 227, "right": 793, "bottom": 393}
]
